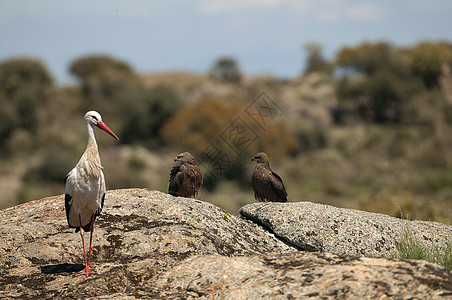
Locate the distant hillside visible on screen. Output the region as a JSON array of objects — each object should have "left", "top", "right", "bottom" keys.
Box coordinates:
[{"left": 1, "top": 43, "right": 452, "bottom": 225}]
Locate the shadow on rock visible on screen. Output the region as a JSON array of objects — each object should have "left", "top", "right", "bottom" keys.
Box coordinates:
[{"left": 41, "top": 263, "right": 84, "bottom": 274}]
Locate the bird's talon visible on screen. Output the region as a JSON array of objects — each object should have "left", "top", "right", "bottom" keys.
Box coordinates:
[{"left": 76, "top": 267, "right": 97, "bottom": 276}]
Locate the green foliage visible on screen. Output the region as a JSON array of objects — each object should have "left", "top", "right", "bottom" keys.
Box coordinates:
[
  {"left": 223, "top": 213, "right": 229, "bottom": 222},
  {"left": 69, "top": 55, "right": 133, "bottom": 80},
  {"left": 209, "top": 57, "right": 242, "bottom": 83},
  {"left": 335, "top": 41, "right": 422, "bottom": 123},
  {"left": 0, "top": 57, "right": 53, "bottom": 98},
  {"left": 397, "top": 225, "right": 452, "bottom": 269},
  {"left": 338, "top": 74, "right": 402, "bottom": 123},
  {"left": 121, "top": 84, "right": 182, "bottom": 146},
  {"left": 295, "top": 126, "right": 328, "bottom": 152},
  {"left": 0, "top": 58, "right": 54, "bottom": 153},
  {"left": 25, "top": 144, "right": 75, "bottom": 183},
  {"left": 128, "top": 152, "right": 146, "bottom": 171},
  {"left": 221, "top": 155, "right": 251, "bottom": 189},
  {"left": 335, "top": 41, "right": 408, "bottom": 76},
  {"left": 303, "top": 42, "right": 331, "bottom": 75},
  {"left": 409, "top": 41, "right": 452, "bottom": 88},
  {"left": 13, "top": 89, "right": 40, "bottom": 130},
  {"left": 202, "top": 171, "right": 220, "bottom": 192},
  {"left": 69, "top": 54, "right": 140, "bottom": 111},
  {"left": 0, "top": 100, "right": 16, "bottom": 153}
]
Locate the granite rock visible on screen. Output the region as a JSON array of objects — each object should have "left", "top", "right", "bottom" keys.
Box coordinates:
[
  {"left": 240, "top": 201, "right": 452, "bottom": 258},
  {"left": 1, "top": 189, "right": 451, "bottom": 299}
]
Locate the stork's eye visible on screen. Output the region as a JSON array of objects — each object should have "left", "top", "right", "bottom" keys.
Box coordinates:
[{"left": 92, "top": 115, "right": 98, "bottom": 121}]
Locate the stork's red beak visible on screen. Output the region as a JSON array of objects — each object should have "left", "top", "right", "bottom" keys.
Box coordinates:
[{"left": 96, "top": 121, "right": 120, "bottom": 140}]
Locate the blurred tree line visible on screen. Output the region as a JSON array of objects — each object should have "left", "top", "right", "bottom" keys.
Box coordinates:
[
  {"left": 330, "top": 41, "right": 452, "bottom": 124},
  {"left": 0, "top": 58, "right": 53, "bottom": 154},
  {"left": 1, "top": 40, "right": 452, "bottom": 211}
]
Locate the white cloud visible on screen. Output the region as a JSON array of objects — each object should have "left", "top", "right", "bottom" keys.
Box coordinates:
[
  {"left": 348, "top": 4, "right": 386, "bottom": 21},
  {"left": 198, "top": 0, "right": 311, "bottom": 14},
  {"left": 308, "top": 1, "right": 387, "bottom": 23},
  {"left": 197, "top": 0, "right": 386, "bottom": 24},
  {"left": 199, "top": 0, "right": 282, "bottom": 13}
]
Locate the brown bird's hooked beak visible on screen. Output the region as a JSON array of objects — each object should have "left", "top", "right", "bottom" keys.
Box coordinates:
[
  {"left": 174, "top": 156, "right": 179, "bottom": 162},
  {"left": 252, "top": 156, "right": 256, "bottom": 161},
  {"left": 96, "top": 121, "right": 120, "bottom": 140}
]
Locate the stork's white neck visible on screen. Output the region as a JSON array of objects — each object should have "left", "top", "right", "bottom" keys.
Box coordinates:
[
  {"left": 86, "top": 122, "right": 98, "bottom": 151},
  {"left": 80, "top": 122, "right": 102, "bottom": 178}
]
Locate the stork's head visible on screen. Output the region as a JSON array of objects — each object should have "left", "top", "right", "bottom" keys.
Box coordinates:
[
  {"left": 84, "top": 111, "right": 119, "bottom": 140},
  {"left": 252, "top": 152, "right": 269, "bottom": 164},
  {"left": 174, "top": 152, "right": 196, "bottom": 164}
]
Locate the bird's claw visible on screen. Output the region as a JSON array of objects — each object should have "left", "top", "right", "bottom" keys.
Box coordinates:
[{"left": 76, "top": 265, "right": 97, "bottom": 276}]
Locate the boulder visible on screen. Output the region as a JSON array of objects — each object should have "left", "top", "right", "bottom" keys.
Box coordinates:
[
  {"left": 240, "top": 201, "right": 452, "bottom": 258},
  {"left": 151, "top": 252, "right": 452, "bottom": 299},
  {"left": 0, "top": 188, "right": 451, "bottom": 299},
  {"left": 0, "top": 188, "right": 294, "bottom": 298}
]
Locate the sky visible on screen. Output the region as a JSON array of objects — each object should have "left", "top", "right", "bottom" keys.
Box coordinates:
[{"left": 1, "top": 0, "right": 452, "bottom": 84}]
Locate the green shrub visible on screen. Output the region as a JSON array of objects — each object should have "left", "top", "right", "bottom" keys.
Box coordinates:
[
  {"left": 0, "top": 58, "right": 54, "bottom": 154},
  {"left": 295, "top": 126, "right": 328, "bottom": 152},
  {"left": 0, "top": 100, "right": 16, "bottom": 153},
  {"left": 121, "top": 84, "right": 182, "bottom": 146},
  {"left": 69, "top": 54, "right": 140, "bottom": 113},
  {"left": 303, "top": 42, "right": 332, "bottom": 75},
  {"left": 69, "top": 55, "right": 133, "bottom": 79},
  {"left": 209, "top": 57, "right": 242, "bottom": 83},
  {"left": 409, "top": 41, "right": 452, "bottom": 88},
  {"left": 24, "top": 144, "right": 75, "bottom": 183},
  {"left": 335, "top": 42, "right": 423, "bottom": 124},
  {"left": 0, "top": 57, "right": 53, "bottom": 98}
]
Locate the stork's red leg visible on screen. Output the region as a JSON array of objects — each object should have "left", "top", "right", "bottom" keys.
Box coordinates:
[
  {"left": 87, "top": 214, "right": 96, "bottom": 273},
  {"left": 76, "top": 215, "right": 88, "bottom": 276},
  {"left": 76, "top": 214, "right": 96, "bottom": 276}
]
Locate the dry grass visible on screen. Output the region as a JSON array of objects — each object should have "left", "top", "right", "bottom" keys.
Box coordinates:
[{"left": 397, "top": 225, "right": 452, "bottom": 269}]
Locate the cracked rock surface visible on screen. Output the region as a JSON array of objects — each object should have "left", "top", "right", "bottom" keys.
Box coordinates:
[
  {"left": 0, "top": 188, "right": 451, "bottom": 299},
  {"left": 240, "top": 201, "right": 452, "bottom": 258}
]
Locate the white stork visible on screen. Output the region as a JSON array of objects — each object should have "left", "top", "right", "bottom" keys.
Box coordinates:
[{"left": 65, "top": 111, "right": 119, "bottom": 276}]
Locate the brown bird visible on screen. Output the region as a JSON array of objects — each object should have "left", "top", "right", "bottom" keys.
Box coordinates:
[
  {"left": 251, "top": 152, "right": 288, "bottom": 202},
  {"left": 168, "top": 152, "right": 203, "bottom": 197}
]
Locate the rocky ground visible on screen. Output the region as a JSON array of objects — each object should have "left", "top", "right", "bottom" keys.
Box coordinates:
[{"left": 1, "top": 188, "right": 451, "bottom": 299}]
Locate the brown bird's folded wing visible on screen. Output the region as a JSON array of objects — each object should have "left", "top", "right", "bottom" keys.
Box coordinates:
[
  {"left": 270, "top": 171, "right": 288, "bottom": 202},
  {"left": 169, "top": 163, "right": 203, "bottom": 197},
  {"left": 189, "top": 165, "right": 203, "bottom": 196},
  {"left": 169, "top": 166, "right": 183, "bottom": 196}
]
